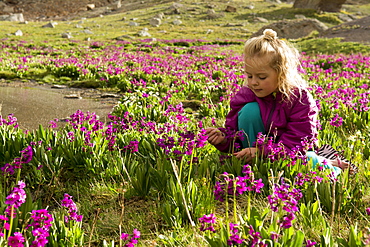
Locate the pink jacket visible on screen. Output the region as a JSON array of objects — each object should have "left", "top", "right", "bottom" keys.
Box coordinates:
[{"left": 215, "top": 86, "right": 319, "bottom": 154}]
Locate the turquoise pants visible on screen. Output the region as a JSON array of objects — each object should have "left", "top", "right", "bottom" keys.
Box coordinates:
[
  {"left": 237, "top": 102, "right": 265, "bottom": 148},
  {"left": 238, "top": 102, "right": 341, "bottom": 176}
]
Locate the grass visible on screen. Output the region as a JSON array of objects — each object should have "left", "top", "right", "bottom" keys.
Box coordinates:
[{"left": 0, "top": 1, "right": 370, "bottom": 246}]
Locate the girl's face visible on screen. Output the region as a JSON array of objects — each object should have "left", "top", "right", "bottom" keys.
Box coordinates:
[{"left": 245, "top": 56, "right": 279, "bottom": 98}]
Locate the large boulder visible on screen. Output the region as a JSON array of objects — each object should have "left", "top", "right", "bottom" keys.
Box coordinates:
[
  {"left": 0, "top": 13, "right": 24, "bottom": 22},
  {"left": 251, "top": 18, "right": 328, "bottom": 39},
  {"left": 293, "top": 0, "right": 346, "bottom": 12}
]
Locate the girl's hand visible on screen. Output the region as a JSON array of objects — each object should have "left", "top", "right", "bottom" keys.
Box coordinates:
[
  {"left": 233, "top": 148, "right": 257, "bottom": 163},
  {"left": 205, "top": 127, "right": 226, "bottom": 145}
]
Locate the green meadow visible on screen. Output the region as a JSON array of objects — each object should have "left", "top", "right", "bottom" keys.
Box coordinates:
[{"left": 0, "top": 0, "right": 369, "bottom": 246}]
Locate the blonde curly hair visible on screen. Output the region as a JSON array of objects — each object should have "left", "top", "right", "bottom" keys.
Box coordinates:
[{"left": 243, "top": 29, "right": 307, "bottom": 102}]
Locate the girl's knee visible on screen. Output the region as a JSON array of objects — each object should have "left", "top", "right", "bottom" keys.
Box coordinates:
[{"left": 238, "top": 102, "right": 261, "bottom": 122}]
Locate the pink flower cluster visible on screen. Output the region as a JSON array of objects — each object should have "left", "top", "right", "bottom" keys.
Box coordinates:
[
  {"left": 214, "top": 165, "right": 264, "bottom": 202},
  {"left": 61, "top": 194, "right": 83, "bottom": 223},
  {"left": 268, "top": 179, "right": 302, "bottom": 230},
  {"left": 120, "top": 229, "right": 141, "bottom": 247}
]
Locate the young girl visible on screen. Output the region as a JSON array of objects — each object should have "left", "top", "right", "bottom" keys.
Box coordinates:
[{"left": 205, "top": 29, "right": 351, "bottom": 175}]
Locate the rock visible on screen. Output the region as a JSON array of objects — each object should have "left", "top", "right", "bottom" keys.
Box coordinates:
[
  {"left": 173, "top": 19, "right": 182, "bottom": 25},
  {"left": 293, "top": 0, "right": 346, "bottom": 12},
  {"left": 295, "top": 14, "right": 306, "bottom": 19},
  {"left": 42, "top": 22, "right": 57, "bottom": 28},
  {"left": 14, "top": 29, "right": 22, "bottom": 36},
  {"left": 293, "top": 0, "right": 320, "bottom": 9},
  {"left": 319, "top": 15, "right": 370, "bottom": 43},
  {"left": 166, "top": 2, "right": 183, "bottom": 15},
  {"left": 0, "top": 13, "right": 24, "bottom": 22},
  {"left": 114, "top": 0, "right": 122, "bottom": 9},
  {"left": 153, "top": 13, "right": 165, "bottom": 20},
  {"left": 86, "top": 4, "right": 95, "bottom": 10},
  {"left": 115, "top": 34, "right": 135, "bottom": 40},
  {"left": 206, "top": 4, "right": 217, "bottom": 9},
  {"left": 61, "top": 32, "right": 73, "bottom": 38},
  {"left": 245, "top": 4, "right": 255, "bottom": 10},
  {"left": 225, "top": 6, "right": 237, "bottom": 12},
  {"left": 322, "top": 0, "right": 347, "bottom": 12},
  {"left": 206, "top": 29, "right": 214, "bottom": 34},
  {"left": 64, "top": 94, "right": 82, "bottom": 99},
  {"left": 240, "top": 28, "right": 250, "bottom": 33},
  {"left": 51, "top": 85, "right": 68, "bottom": 89},
  {"left": 82, "top": 29, "right": 93, "bottom": 34},
  {"left": 137, "top": 28, "right": 151, "bottom": 37},
  {"left": 207, "top": 9, "right": 216, "bottom": 15},
  {"left": 337, "top": 13, "right": 354, "bottom": 22},
  {"left": 252, "top": 18, "right": 328, "bottom": 39},
  {"left": 225, "top": 23, "right": 246, "bottom": 27},
  {"left": 3, "top": 5, "right": 14, "bottom": 13},
  {"left": 149, "top": 18, "right": 161, "bottom": 27},
  {"left": 254, "top": 17, "right": 269, "bottom": 23},
  {"left": 169, "top": 3, "right": 183, "bottom": 10},
  {"left": 129, "top": 21, "right": 139, "bottom": 26},
  {"left": 206, "top": 11, "right": 225, "bottom": 20},
  {"left": 101, "top": 93, "right": 120, "bottom": 98}
]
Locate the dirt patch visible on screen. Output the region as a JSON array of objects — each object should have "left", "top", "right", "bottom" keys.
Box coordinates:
[{"left": 0, "top": 79, "right": 123, "bottom": 106}]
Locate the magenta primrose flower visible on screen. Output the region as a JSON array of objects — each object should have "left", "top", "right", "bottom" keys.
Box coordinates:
[
  {"left": 268, "top": 179, "right": 302, "bottom": 213},
  {"left": 120, "top": 229, "right": 141, "bottom": 247},
  {"left": 198, "top": 214, "right": 217, "bottom": 232},
  {"left": 1, "top": 163, "right": 16, "bottom": 176},
  {"left": 61, "top": 194, "right": 83, "bottom": 223},
  {"left": 7, "top": 232, "right": 25, "bottom": 247},
  {"left": 227, "top": 223, "right": 244, "bottom": 246},
  {"left": 268, "top": 179, "right": 302, "bottom": 229},
  {"left": 5, "top": 181, "right": 26, "bottom": 209},
  {"left": 248, "top": 225, "right": 266, "bottom": 247},
  {"left": 366, "top": 207, "right": 370, "bottom": 215},
  {"left": 329, "top": 113, "right": 343, "bottom": 127},
  {"left": 0, "top": 114, "right": 18, "bottom": 128},
  {"left": 294, "top": 171, "right": 323, "bottom": 187},
  {"left": 1, "top": 146, "right": 34, "bottom": 175},
  {"left": 26, "top": 209, "right": 53, "bottom": 247},
  {"left": 13, "top": 146, "right": 33, "bottom": 168},
  {"left": 214, "top": 165, "right": 264, "bottom": 202},
  {"left": 306, "top": 239, "right": 317, "bottom": 247}
]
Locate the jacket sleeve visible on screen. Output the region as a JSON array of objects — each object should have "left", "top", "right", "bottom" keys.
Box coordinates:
[
  {"left": 213, "top": 109, "right": 239, "bottom": 153},
  {"left": 214, "top": 87, "right": 255, "bottom": 153},
  {"left": 272, "top": 90, "right": 318, "bottom": 154}
]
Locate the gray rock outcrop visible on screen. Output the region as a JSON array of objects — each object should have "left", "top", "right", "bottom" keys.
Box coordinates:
[
  {"left": 0, "top": 13, "right": 24, "bottom": 22},
  {"left": 293, "top": 0, "right": 346, "bottom": 12},
  {"left": 149, "top": 18, "right": 161, "bottom": 27},
  {"left": 319, "top": 15, "right": 370, "bottom": 43},
  {"left": 252, "top": 18, "right": 328, "bottom": 39}
]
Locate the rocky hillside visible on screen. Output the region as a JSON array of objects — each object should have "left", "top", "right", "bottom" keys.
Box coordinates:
[
  {"left": 0, "top": 0, "right": 172, "bottom": 21},
  {"left": 1, "top": 0, "right": 370, "bottom": 44},
  {"left": 1, "top": 0, "right": 370, "bottom": 21}
]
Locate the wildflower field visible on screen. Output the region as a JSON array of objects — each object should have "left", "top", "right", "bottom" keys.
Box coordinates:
[{"left": 0, "top": 37, "right": 369, "bottom": 246}]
